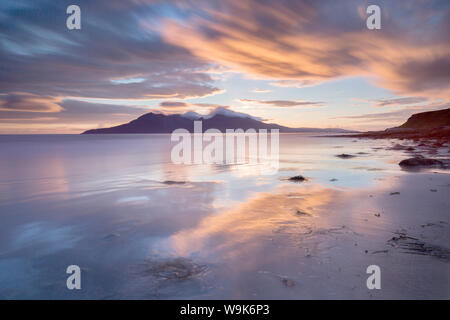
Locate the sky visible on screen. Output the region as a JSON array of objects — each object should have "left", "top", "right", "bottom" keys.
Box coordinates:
[{"left": 0, "top": 0, "right": 449, "bottom": 133}]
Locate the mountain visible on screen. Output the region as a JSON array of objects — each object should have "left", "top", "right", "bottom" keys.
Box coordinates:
[
  {"left": 82, "top": 109, "right": 355, "bottom": 134},
  {"left": 397, "top": 108, "right": 450, "bottom": 130},
  {"left": 344, "top": 108, "right": 450, "bottom": 140}
]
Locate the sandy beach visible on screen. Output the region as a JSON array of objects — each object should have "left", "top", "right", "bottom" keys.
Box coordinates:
[{"left": 0, "top": 134, "right": 448, "bottom": 299}]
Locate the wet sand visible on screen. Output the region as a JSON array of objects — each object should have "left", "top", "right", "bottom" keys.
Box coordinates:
[
  {"left": 0, "top": 134, "right": 449, "bottom": 299},
  {"left": 148, "top": 173, "right": 450, "bottom": 299}
]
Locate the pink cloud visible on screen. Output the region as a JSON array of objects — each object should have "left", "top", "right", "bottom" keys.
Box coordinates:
[{"left": 158, "top": 0, "right": 450, "bottom": 100}]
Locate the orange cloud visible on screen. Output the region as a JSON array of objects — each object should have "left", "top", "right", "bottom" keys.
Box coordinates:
[{"left": 157, "top": 0, "right": 450, "bottom": 100}]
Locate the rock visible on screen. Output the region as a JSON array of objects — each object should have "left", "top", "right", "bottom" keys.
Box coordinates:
[
  {"left": 336, "top": 154, "right": 355, "bottom": 159},
  {"left": 295, "top": 210, "right": 309, "bottom": 216},
  {"left": 282, "top": 278, "right": 296, "bottom": 287},
  {"left": 390, "top": 192, "right": 400, "bottom": 195},
  {"left": 399, "top": 155, "right": 444, "bottom": 168},
  {"left": 329, "top": 178, "right": 338, "bottom": 182},
  {"left": 143, "top": 258, "right": 207, "bottom": 280},
  {"left": 104, "top": 233, "right": 120, "bottom": 240},
  {"left": 372, "top": 250, "right": 389, "bottom": 254},
  {"left": 163, "top": 180, "right": 186, "bottom": 185},
  {"left": 374, "top": 213, "right": 381, "bottom": 217},
  {"left": 288, "top": 175, "right": 307, "bottom": 182},
  {"left": 389, "top": 144, "right": 408, "bottom": 150}
]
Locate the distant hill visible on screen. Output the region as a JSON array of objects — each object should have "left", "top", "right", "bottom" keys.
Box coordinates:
[
  {"left": 397, "top": 108, "right": 450, "bottom": 130},
  {"left": 82, "top": 108, "right": 355, "bottom": 134},
  {"left": 341, "top": 107, "right": 450, "bottom": 140}
]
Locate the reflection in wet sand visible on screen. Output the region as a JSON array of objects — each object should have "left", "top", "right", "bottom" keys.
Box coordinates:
[{"left": 169, "top": 184, "right": 338, "bottom": 262}]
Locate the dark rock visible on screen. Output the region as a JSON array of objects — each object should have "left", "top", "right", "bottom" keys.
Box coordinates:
[
  {"left": 104, "top": 233, "right": 120, "bottom": 240},
  {"left": 389, "top": 144, "right": 408, "bottom": 150},
  {"left": 398, "top": 155, "right": 444, "bottom": 168},
  {"left": 295, "top": 210, "right": 309, "bottom": 216},
  {"left": 372, "top": 250, "right": 389, "bottom": 254},
  {"left": 288, "top": 175, "right": 307, "bottom": 182},
  {"left": 142, "top": 258, "right": 208, "bottom": 280},
  {"left": 282, "top": 278, "right": 296, "bottom": 287},
  {"left": 336, "top": 154, "right": 355, "bottom": 159},
  {"left": 163, "top": 180, "right": 186, "bottom": 185}
]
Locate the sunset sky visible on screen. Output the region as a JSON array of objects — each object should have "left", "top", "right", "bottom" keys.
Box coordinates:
[{"left": 1, "top": 0, "right": 449, "bottom": 133}]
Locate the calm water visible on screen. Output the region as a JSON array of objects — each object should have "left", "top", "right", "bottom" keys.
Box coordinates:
[{"left": 0, "top": 134, "right": 448, "bottom": 299}]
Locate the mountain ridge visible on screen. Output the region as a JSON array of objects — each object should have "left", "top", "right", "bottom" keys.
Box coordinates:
[
  {"left": 397, "top": 108, "right": 450, "bottom": 130},
  {"left": 82, "top": 111, "right": 355, "bottom": 134},
  {"left": 339, "top": 107, "right": 450, "bottom": 140}
]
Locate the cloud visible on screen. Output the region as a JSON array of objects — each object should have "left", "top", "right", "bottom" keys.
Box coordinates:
[
  {"left": 0, "top": 117, "right": 58, "bottom": 122},
  {"left": 1, "top": 0, "right": 448, "bottom": 133},
  {"left": 0, "top": 98, "right": 159, "bottom": 134},
  {"left": 157, "top": 100, "right": 231, "bottom": 115},
  {"left": 0, "top": 1, "right": 222, "bottom": 100},
  {"left": 159, "top": 101, "right": 190, "bottom": 108},
  {"left": 239, "top": 98, "right": 324, "bottom": 108},
  {"left": 368, "top": 97, "right": 429, "bottom": 107},
  {"left": 0, "top": 99, "right": 149, "bottom": 125},
  {"left": 180, "top": 106, "right": 264, "bottom": 121},
  {"left": 269, "top": 80, "right": 323, "bottom": 88},
  {"left": 252, "top": 89, "right": 271, "bottom": 93},
  {"left": 0, "top": 93, "right": 62, "bottom": 112},
  {"left": 334, "top": 102, "right": 450, "bottom": 124},
  {"left": 159, "top": 101, "right": 225, "bottom": 108},
  {"left": 159, "top": 0, "right": 450, "bottom": 99}
]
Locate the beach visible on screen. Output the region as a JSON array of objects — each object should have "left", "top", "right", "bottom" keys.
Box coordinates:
[{"left": 0, "top": 134, "right": 449, "bottom": 299}]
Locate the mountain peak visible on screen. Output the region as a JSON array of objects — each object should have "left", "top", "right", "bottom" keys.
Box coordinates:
[{"left": 180, "top": 107, "right": 261, "bottom": 121}]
